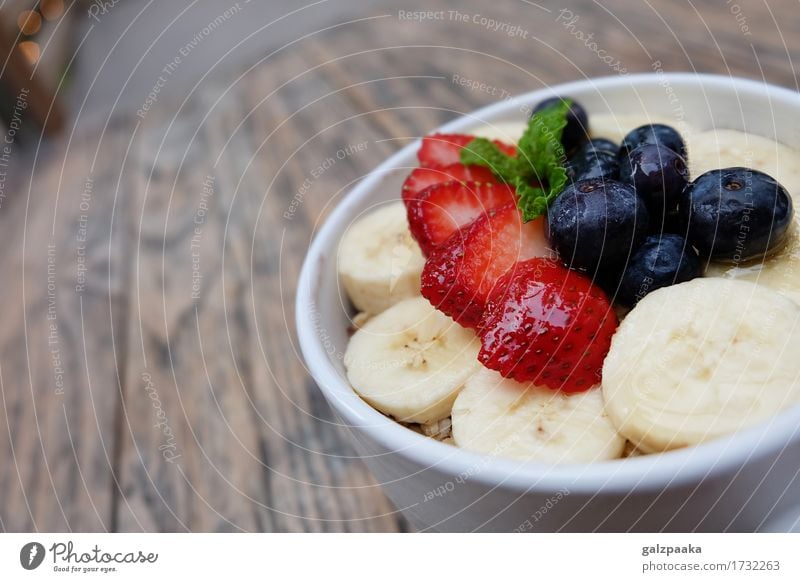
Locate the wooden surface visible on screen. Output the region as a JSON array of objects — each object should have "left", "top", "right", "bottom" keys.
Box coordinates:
[{"left": 1, "top": 0, "right": 799, "bottom": 532}]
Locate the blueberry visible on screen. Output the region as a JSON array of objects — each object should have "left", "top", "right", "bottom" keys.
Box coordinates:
[
  {"left": 619, "top": 124, "right": 686, "bottom": 159},
  {"left": 615, "top": 234, "right": 701, "bottom": 307},
  {"left": 547, "top": 178, "right": 650, "bottom": 275},
  {"left": 655, "top": 207, "right": 689, "bottom": 236},
  {"left": 532, "top": 96, "right": 588, "bottom": 155},
  {"left": 680, "top": 167, "right": 794, "bottom": 262},
  {"left": 567, "top": 149, "right": 619, "bottom": 182},
  {"left": 572, "top": 138, "right": 618, "bottom": 158},
  {"left": 568, "top": 139, "right": 620, "bottom": 181},
  {"left": 619, "top": 144, "right": 689, "bottom": 223}
]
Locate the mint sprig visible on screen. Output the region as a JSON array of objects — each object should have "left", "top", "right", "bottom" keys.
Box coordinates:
[
  {"left": 459, "top": 137, "right": 519, "bottom": 183},
  {"left": 460, "top": 99, "right": 571, "bottom": 221}
]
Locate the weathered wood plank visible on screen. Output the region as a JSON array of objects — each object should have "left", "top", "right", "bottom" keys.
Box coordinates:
[
  {"left": 0, "top": 116, "right": 134, "bottom": 531},
  {"left": 112, "top": 91, "right": 278, "bottom": 531},
  {"left": 241, "top": 49, "right": 410, "bottom": 531}
]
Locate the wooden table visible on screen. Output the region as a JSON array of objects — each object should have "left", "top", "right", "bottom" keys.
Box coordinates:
[{"left": 2, "top": 0, "right": 799, "bottom": 532}]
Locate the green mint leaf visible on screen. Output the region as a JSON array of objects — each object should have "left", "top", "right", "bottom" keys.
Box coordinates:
[
  {"left": 516, "top": 99, "right": 570, "bottom": 179},
  {"left": 514, "top": 99, "right": 572, "bottom": 220},
  {"left": 513, "top": 177, "right": 548, "bottom": 221},
  {"left": 459, "top": 138, "right": 517, "bottom": 183},
  {"left": 459, "top": 99, "right": 573, "bottom": 221},
  {"left": 539, "top": 163, "right": 569, "bottom": 216}
]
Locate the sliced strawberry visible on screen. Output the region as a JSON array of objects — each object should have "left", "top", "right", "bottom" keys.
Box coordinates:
[
  {"left": 421, "top": 204, "right": 551, "bottom": 328},
  {"left": 407, "top": 181, "right": 517, "bottom": 256},
  {"left": 401, "top": 163, "right": 498, "bottom": 204},
  {"left": 478, "top": 258, "right": 618, "bottom": 392},
  {"left": 494, "top": 141, "right": 517, "bottom": 157},
  {"left": 417, "top": 134, "right": 516, "bottom": 168},
  {"left": 418, "top": 134, "right": 474, "bottom": 168}
]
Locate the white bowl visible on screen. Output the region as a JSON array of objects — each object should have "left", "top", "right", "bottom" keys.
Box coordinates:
[{"left": 296, "top": 73, "right": 800, "bottom": 532}]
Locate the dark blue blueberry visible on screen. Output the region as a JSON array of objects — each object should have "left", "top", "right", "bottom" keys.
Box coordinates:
[
  {"left": 615, "top": 234, "right": 701, "bottom": 307},
  {"left": 619, "top": 124, "right": 686, "bottom": 159},
  {"left": 654, "top": 207, "right": 689, "bottom": 236},
  {"left": 573, "top": 138, "right": 618, "bottom": 158},
  {"left": 532, "top": 96, "right": 588, "bottom": 155},
  {"left": 619, "top": 143, "right": 689, "bottom": 223},
  {"left": 546, "top": 178, "right": 649, "bottom": 275},
  {"left": 567, "top": 149, "right": 619, "bottom": 182},
  {"left": 680, "top": 167, "right": 794, "bottom": 262}
]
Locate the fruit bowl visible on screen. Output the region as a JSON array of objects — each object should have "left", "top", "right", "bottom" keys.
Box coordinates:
[{"left": 296, "top": 73, "right": 800, "bottom": 532}]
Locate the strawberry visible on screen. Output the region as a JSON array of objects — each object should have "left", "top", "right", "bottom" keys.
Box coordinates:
[
  {"left": 407, "top": 181, "right": 517, "bottom": 256},
  {"left": 418, "top": 134, "right": 516, "bottom": 168},
  {"left": 401, "top": 163, "right": 497, "bottom": 204},
  {"left": 478, "top": 258, "right": 618, "bottom": 392},
  {"left": 421, "top": 204, "right": 550, "bottom": 328},
  {"left": 496, "top": 141, "right": 517, "bottom": 157}
]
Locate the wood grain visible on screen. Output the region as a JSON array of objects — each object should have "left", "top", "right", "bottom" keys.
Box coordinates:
[
  {"left": 0, "top": 117, "right": 133, "bottom": 531},
  {"left": 1, "top": 0, "right": 799, "bottom": 531}
]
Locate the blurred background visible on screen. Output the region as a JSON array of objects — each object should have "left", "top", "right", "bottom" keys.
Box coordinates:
[{"left": 0, "top": 0, "right": 797, "bottom": 532}]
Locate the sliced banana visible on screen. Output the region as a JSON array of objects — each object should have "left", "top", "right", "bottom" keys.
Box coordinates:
[
  {"left": 688, "top": 129, "right": 800, "bottom": 305},
  {"left": 451, "top": 368, "right": 625, "bottom": 463},
  {"left": 338, "top": 202, "right": 425, "bottom": 315},
  {"left": 344, "top": 297, "right": 480, "bottom": 423},
  {"left": 350, "top": 312, "right": 372, "bottom": 331},
  {"left": 687, "top": 129, "right": 800, "bottom": 192},
  {"left": 603, "top": 278, "right": 800, "bottom": 453}
]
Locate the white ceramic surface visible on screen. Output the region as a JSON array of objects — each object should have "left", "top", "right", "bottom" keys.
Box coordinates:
[{"left": 296, "top": 73, "right": 800, "bottom": 532}]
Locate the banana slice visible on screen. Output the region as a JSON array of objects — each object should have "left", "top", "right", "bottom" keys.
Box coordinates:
[
  {"left": 451, "top": 368, "right": 625, "bottom": 463},
  {"left": 687, "top": 129, "right": 800, "bottom": 305},
  {"left": 338, "top": 202, "right": 425, "bottom": 315},
  {"left": 687, "top": 129, "right": 800, "bottom": 192},
  {"left": 603, "top": 278, "right": 800, "bottom": 453},
  {"left": 344, "top": 296, "right": 480, "bottom": 423}
]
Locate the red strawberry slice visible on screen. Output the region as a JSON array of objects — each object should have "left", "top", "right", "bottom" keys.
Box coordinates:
[
  {"left": 421, "top": 204, "right": 551, "bottom": 328},
  {"left": 494, "top": 141, "right": 517, "bottom": 157},
  {"left": 418, "top": 134, "right": 517, "bottom": 168},
  {"left": 418, "top": 134, "right": 474, "bottom": 168},
  {"left": 478, "top": 258, "right": 618, "bottom": 392},
  {"left": 401, "top": 163, "right": 498, "bottom": 204},
  {"left": 407, "top": 181, "right": 518, "bottom": 256}
]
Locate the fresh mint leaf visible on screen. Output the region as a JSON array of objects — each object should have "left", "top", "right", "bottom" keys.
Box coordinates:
[
  {"left": 515, "top": 99, "right": 571, "bottom": 220},
  {"left": 458, "top": 99, "right": 572, "bottom": 221},
  {"left": 522, "top": 165, "right": 569, "bottom": 222},
  {"left": 516, "top": 99, "right": 570, "bottom": 179},
  {"left": 513, "top": 177, "right": 549, "bottom": 219},
  {"left": 459, "top": 138, "right": 517, "bottom": 183}
]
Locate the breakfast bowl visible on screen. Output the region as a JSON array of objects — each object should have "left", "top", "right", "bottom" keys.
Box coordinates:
[{"left": 296, "top": 73, "right": 800, "bottom": 532}]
